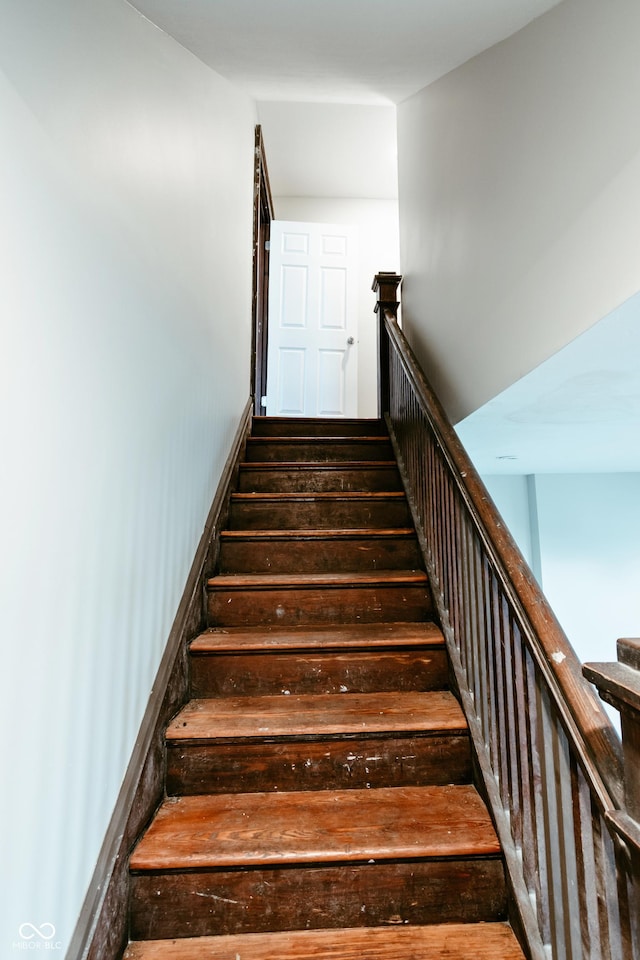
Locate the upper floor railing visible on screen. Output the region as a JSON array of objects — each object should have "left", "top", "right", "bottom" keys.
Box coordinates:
[{"left": 373, "top": 272, "right": 639, "bottom": 960}]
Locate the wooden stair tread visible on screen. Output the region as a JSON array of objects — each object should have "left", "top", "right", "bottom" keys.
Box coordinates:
[
  {"left": 167, "top": 691, "right": 466, "bottom": 740},
  {"left": 130, "top": 785, "right": 500, "bottom": 871},
  {"left": 247, "top": 436, "right": 389, "bottom": 444},
  {"left": 231, "top": 492, "right": 405, "bottom": 503},
  {"left": 123, "top": 922, "right": 526, "bottom": 959},
  {"left": 239, "top": 460, "right": 397, "bottom": 470},
  {"left": 190, "top": 622, "right": 445, "bottom": 653},
  {"left": 206, "top": 571, "right": 428, "bottom": 590},
  {"left": 220, "top": 528, "right": 415, "bottom": 541}
]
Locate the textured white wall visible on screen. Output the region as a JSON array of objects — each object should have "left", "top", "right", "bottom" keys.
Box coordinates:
[
  {"left": 274, "top": 198, "right": 400, "bottom": 417},
  {"left": 0, "top": 0, "right": 255, "bottom": 952},
  {"left": 397, "top": 0, "right": 640, "bottom": 422}
]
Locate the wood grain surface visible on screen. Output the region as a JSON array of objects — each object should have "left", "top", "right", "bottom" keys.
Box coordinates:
[
  {"left": 190, "top": 622, "right": 445, "bottom": 653},
  {"left": 166, "top": 691, "right": 466, "bottom": 740},
  {"left": 166, "top": 732, "right": 472, "bottom": 795},
  {"left": 190, "top": 649, "right": 449, "bottom": 698},
  {"left": 228, "top": 492, "right": 412, "bottom": 529},
  {"left": 238, "top": 462, "right": 403, "bottom": 493},
  {"left": 130, "top": 857, "right": 508, "bottom": 940},
  {"left": 219, "top": 528, "right": 421, "bottom": 573},
  {"left": 130, "top": 784, "right": 500, "bottom": 871},
  {"left": 124, "top": 921, "right": 526, "bottom": 959},
  {"left": 244, "top": 438, "right": 393, "bottom": 463},
  {"left": 250, "top": 417, "right": 388, "bottom": 437}
]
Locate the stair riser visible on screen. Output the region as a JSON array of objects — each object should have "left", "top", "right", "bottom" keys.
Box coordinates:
[
  {"left": 130, "top": 858, "right": 507, "bottom": 940},
  {"left": 250, "top": 419, "right": 387, "bottom": 438},
  {"left": 245, "top": 441, "right": 393, "bottom": 462},
  {"left": 206, "top": 585, "right": 434, "bottom": 627},
  {"left": 229, "top": 500, "right": 412, "bottom": 530},
  {"left": 166, "top": 734, "right": 471, "bottom": 796},
  {"left": 190, "top": 649, "right": 449, "bottom": 697},
  {"left": 237, "top": 466, "right": 403, "bottom": 493},
  {"left": 219, "top": 537, "right": 422, "bottom": 574}
]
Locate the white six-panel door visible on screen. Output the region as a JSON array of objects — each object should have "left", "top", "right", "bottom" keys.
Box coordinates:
[{"left": 266, "top": 221, "right": 358, "bottom": 418}]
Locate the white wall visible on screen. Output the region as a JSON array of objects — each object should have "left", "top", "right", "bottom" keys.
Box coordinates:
[
  {"left": 535, "top": 474, "right": 640, "bottom": 669},
  {"left": 0, "top": 0, "right": 256, "bottom": 952},
  {"left": 397, "top": 0, "right": 640, "bottom": 422},
  {"left": 484, "top": 473, "right": 640, "bottom": 673},
  {"left": 258, "top": 102, "right": 398, "bottom": 201},
  {"left": 275, "top": 198, "right": 400, "bottom": 418},
  {"left": 482, "top": 475, "right": 537, "bottom": 576}
]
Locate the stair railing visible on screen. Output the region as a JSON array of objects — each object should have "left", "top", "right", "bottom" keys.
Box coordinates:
[{"left": 373, "top": 273, "right": 639, "bottom": 960}]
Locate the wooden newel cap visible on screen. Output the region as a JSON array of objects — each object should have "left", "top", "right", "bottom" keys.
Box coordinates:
[
  {"left": 372, "top": 272, "right": 402, "bottom": 303},
  {"left": 584, "top": 639, "right": 640, "bottom": 715},
  {"left": 585, "top": 639, "right": 640, "bottom": 828}
]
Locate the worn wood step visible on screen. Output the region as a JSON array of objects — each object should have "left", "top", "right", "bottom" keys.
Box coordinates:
[
  {"left": 237, "top": 462, "right": 403, "bottom": 493},
  {"left": 245, "top": 437, "right": 393, "bottom": 463},
  {"left": 129, "top": 786, "right": 506, "bottom": 939},
  {"left": 191, "top": 622, "right": 445, "bottom": 653},
  {"left": 190, "top": 623, "right": 448, "bottom": 697},
  {"left": 219, "top": 528, "right": 421, "bottom": 573},
  {"left": 166, "top": 691, "right": 471, "bottom": 795},
  {"left": 229, "top": 492, "right": 412, "bottom": 530},
  {"left": 250, "top": 417, "right": 388, "bottom": 438},
  {"left": 168, "top": 691, "right": 466, "bottom": 740},
  {"left": 206, "top": 571, "right": 433, "bottom": 627},
  {"left": 131, "top": 785, "right": 500, "bottom": 869},
  {"left": 124, "top": 922, "right": 527, "bottom": 960}
]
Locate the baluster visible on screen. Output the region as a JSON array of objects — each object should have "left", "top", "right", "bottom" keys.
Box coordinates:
[
  {"left": 484, "top": 566, "right": 500, "bottom": 775},
  {"left": 513, "top": 627, "right": 544, "bottom": 928},
  {"left": 527, "top": 653, "right": 552, "bottom": 945},
  {"left": 571, "top": 758, "right": 600, "bottom": 959},
  {"left": 442, "top": 468, "right": 456, "bottom": 622}
]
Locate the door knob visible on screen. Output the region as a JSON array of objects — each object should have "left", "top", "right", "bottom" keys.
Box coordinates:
[{"left": 347, "top": 337, "right": 355, "bottom": 345}]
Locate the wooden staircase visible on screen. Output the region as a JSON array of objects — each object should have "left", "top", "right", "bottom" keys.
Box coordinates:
[{"left": 124, "top": 418, "right": 526, "bottom": 959}]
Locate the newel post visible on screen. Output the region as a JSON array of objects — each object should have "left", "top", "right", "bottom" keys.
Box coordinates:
[
  {"left": 372, "top": 272, "right": 402, "bottom": 418},
  {"left": 584, "top": 639, "right": 640, "bottom": 887}
]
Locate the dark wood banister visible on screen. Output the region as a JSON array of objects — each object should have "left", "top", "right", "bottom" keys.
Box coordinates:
[
  {"left": 382, "top": 302, "right": 622, "bottom": 800},
  {"left": 374, "top": 272, "right": 637, "bottom": 959}
]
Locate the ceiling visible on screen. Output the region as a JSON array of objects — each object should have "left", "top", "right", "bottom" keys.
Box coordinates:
[
  {"left": 129, "top": 0, "right": 562, "bottom": 105},
  {"left": 456, "top": 291, "right": 640, "bottom": 474}
]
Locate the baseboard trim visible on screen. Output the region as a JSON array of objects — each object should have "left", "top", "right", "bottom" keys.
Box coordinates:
[{"left": 67, "top": 399, "right": 253, "bottom": 960}]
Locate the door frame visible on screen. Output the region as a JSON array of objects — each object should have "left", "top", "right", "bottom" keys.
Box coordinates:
[{"left": 251, "top": 125, "right": 274, "bottom": 417}]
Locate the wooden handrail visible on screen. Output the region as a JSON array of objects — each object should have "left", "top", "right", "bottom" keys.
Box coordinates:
[{"left": 375, "top": 273, "right": 635, "bottom": 960}]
